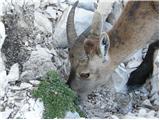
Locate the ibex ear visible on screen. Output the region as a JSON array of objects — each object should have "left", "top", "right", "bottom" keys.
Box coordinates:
[
  {"left": 84, "top": 39, "right": 100, "bottom": 56},
  {"left": 99, "top": 33, "right": 110, "bottom": 63}
]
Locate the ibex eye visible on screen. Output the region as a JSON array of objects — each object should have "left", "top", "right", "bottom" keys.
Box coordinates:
[{"left": 102, "top": 38, "right": 106, "bottom": 45}]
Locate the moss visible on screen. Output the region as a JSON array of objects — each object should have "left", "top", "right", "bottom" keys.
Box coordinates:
[{"left": 32, "top": 70, "right": 84, "bottom": 118}]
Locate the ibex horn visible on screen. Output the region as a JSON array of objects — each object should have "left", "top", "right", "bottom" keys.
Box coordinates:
[
  {"left": 90, "top": 11, "right": 102, "bottom": 36},
  {"left": 66, "top": 1, "right": 79, "bottom": 48}
]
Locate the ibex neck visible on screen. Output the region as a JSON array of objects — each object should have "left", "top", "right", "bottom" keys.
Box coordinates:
[{"left": 107, "top": 1, "right": 158, "bottom": 67}]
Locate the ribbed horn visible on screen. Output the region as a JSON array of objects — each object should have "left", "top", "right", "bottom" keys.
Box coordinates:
[
  {"left": 90, "top": 11, "right": 102, "bottom": 36},
  {"left": 66, "top": 1, "right": 79, "bottom": 48}
]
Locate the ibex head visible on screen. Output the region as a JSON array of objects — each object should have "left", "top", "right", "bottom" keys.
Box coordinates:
[{"left": 66, "top": 1, "right": 111, "bottom": 97}]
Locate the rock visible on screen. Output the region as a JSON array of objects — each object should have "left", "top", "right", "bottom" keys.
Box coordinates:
[
  {"left": 0, "top": 108, "right": 13, "bottom": 119},
  {"left": 45, "top": 6, "right": 57, "bottom": 19},
  {"left": 53, "top": 6, "right": 93, "bottom": 48},
  {"left": 112, "top": 64, "right": 128, "bottom": 92},
  {"left": 21, "top": 45, "right": 57, "bottom": 81},
  {"left": 7, "top": 63, "right": 19, "bottom": 82},
  {"left": 138, "top": 108, "right": 147, "bottom": 117},
  {"left": 20, "top": 83, "right": 33, "bottom": 89},
  {"left": 102, "top": 22, "right": 112, "bottom": 32},
  {"left": 65, "top": 111, "right": 80, "bottom": 119},
  {"left": 29, "top": 80, "right": 40, "bottom": 86},
  {"left": 0, "top": 21, "right": 6, "bottom": 49},
  {"left": 111, "top": 115, "right": 119, "bottom": 119},
  {"left": 114, "top": 92, "right": 132, "bottom": 114},
  {"left": 154, "top": 50, "right": 159, "bottom": 66},
  {"left": 150, "top": 93, "right": 159, "bottom": 105},
  {"left": 2, "top": 12, "right": 33, "bottom": 72},
  {"left": 9, "top": 86, "right": 24, "bottom": 91},
  {"left": 80, "top": 87, "right": 116, "bottom": 118},
  {"left": 126, "top": 60, "right": 142, "bottom": 69},
  {"left": 34, "top": 11, "right": 53, "bottom": 33},
  {"left": 0, "top": 0, "right": 5, "bottom": 16},
  {"left": 97, "top": 0, "right": 114, "bottom": 20},
  {"left": 38, "top": 0, "right": 59, "bottom": 8},
  {"left": 149, "top": 52, "right": 159, "bottom": 105},
  {"left": 67, "top": 0, "right": 97, "bottom": 11},
  {"left": 60, "top": 3, "right": 69, "bottom": 11},
  {"left": 0, "top": 71, "right": 7, "bottom": 97},
  {"left": 106, "top": 1, "right": 123, "bottom": 25},
  {"left": 125, "top": 49, "right": 143, "bottom": 63},
  {"left": 142, "top": 99, "right": 152, "bottom": 106},
  {"left": 147, "top": 110, "right": 156, "bottom": 118},
  {"left": 33, "top": 99, "right": 44, "bottom": 114},
  {"left": 0, "top": 21, "right": 6, "bottom": 73},
  {"left": 0, "top": 53, "right": 5, "bottom": 73},
  {"left": 14, "top": 99, "right": 44, "bottom": 119}
]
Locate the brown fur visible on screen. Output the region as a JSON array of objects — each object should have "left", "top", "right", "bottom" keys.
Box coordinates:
[
  {"left": 68, "top": 1, "right": 159, "bottom": 98},
  {"left": 108, "top": 1, "right": 158, "bottom": 68}
]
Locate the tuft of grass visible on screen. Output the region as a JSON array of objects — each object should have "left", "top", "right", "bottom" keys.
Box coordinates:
[{"left": 32, "top": 70, "right": 84, "bottom": 119}]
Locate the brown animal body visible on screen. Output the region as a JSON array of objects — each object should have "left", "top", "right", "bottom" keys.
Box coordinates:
[{"left": 66, "top": 1, "right": 159, "bottom": 98}]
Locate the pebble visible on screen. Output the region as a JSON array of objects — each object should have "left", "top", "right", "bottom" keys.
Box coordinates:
[
  {"left": 142, "top": 99, "right": 152, "bottom": 106},
  {"left": 65, "top": 111, "right": 80, "bottom": 119},
  {"left": 1, "top": 108, "right": 13, "bottom": 119},
  {"left": 9, "top": 86, "right": 23, "bottom": 91},
  {"left": 20, "top": 83, "right": 32, "bottom": 89},
  {"left": 29, "top": 80, "right": 40, "bottom": 86}
]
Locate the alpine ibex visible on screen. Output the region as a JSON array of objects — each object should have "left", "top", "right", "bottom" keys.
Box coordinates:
[{"left": 66, "top": 1, "right": 159, "bottom": 98}]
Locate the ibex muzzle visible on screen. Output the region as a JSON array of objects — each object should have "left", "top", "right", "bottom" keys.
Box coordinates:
[{"left": 66, "top": 1, "right": 159, "bottom": 98}]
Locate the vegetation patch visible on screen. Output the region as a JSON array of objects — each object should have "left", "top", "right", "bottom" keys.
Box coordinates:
[{"left": 32, "top": 70, "right": 84, "bottom": 118}]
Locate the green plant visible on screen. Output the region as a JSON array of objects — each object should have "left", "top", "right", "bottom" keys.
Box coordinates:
[{"left": 32, "top": 70, "right": 84, "bottom": 118}]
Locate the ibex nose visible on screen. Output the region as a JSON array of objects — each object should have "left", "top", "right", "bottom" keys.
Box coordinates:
[{"left": 79, "top": 72, "right": 90, "bottom": 79}]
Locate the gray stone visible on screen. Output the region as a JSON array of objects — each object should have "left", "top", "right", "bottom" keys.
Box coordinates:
[
  {"left": 67, "top": 0, "right": 97, "bottom": 11},
  {"left": 106, "top": 1, "right": 123, "bottom": 25},
  {"left": 20, "top": 83, "right": 33, "bottom": 89},
  {"left": 65, "top": 111, "right": 80, "bottom": 119},
  {"left": 29, "top": 80, "right": 40, "bottom": 86},
  {"left": 21, "top": 45, "right": 57, "bottom": 81},
  {"left": 34, "top": 11, "right": 53, "bottom": 33},
  {"left": 7, "top": 63, "right": 19, "bottom": 82}
]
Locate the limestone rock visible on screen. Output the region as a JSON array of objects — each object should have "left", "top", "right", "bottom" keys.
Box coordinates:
[
  {"left": 34, "top": 11, "right": 53, "bottom": 33},
  {"left": 21, "top": 45, "right": 57, "bottom": 81},
  {"left": 106, "top": 1, "right": 123, "bottom": 25},
  {"left": 0, "top": 71, "right": 7, "bottom": 97},
  {"left": 0, "top": 21, "right": 6, "bottom": 49},
  {"left": 7, "top": 63, "right": 19, "bottom": 82},
  {"left": 67, "top": 0, "right": 97, "bottom": 11},
  {"left": 65, "top": 111, "right": 80, "bottom": 119}
]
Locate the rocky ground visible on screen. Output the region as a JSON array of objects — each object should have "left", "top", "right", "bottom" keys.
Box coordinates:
[
  {"left": 80, "top": 50, "right": 159, "bottom": 119},
  {"left": 0, "top": 0, "right": 159, "bottom": 119}
]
